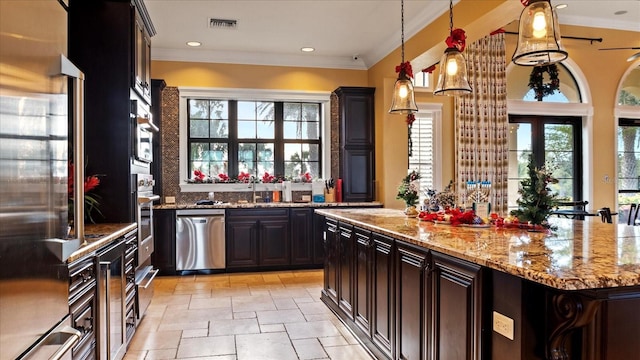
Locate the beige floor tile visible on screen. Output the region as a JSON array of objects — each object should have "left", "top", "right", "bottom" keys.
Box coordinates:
[
  {"left": 323, "top": 344, "right": 374, "bottom": 360},
  {"left": 126, "top": 269, "right": 372, "bottom": 360},
  {"left": 208, "top": 318, "right": 260, "bottom": 336},
  {"left": 211, "top": 287, "right": 252, "bottom": 297},
  {"left": 128, "top": 330, "right": 182, "bottom": 351},
  {"left": 189, "top": 296, "right": 232, "bottom": 309},
  {"left": 259, "top": 324, "right": 286, "bottom": 333},
  {"left": 233, "top": 311, "right": 256, "bottom": 319},
  {"left": 176, "top": 335, "right": 236, "bottom": 358},
  {"left": 161, "top": 308, "right": 233, "bottom": 323},
  {"left": 292, "top": 338, "right": 328, "bottom": 360},
  {"left": 256, "top": 309, "right": 306, "bottom": 324},
  {"left": 285, "top": 320, "right": 342, "bottom": 340},
  {"left": 236, "top": 332, "right": 298, "bottom": 360},
  {"left": 232, "top": 294, "right": 276, "bottom": 312},
  {"left": 157, "top": 320, "right": 209, "bottom": 332},
  {"left": 273, "top": 297, "right": 298, "bottom": 310},
  {"left": 182, "top": 328, "right": 209, "bottom": 338},
  {"left": 145, "top": 348, "right": 177, "bottom": 359},
  {"left": 318, "top": 335, "right": 349, "bottom": 347},
  {"left": 123, "top": 350, "right": 146, "bottom": 360}
]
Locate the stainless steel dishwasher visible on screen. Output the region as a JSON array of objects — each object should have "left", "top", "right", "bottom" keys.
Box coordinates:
[{"left": 176, "top": 209, "right": 225, "bottom": 272}]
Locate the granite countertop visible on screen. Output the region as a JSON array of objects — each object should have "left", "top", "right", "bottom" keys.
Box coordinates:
[
  {"left": 315, "top": 208, "right": 640, "bottom": 291},
  {"left": 155, "top": 201, "right": 383, "bottom": 210},
  {"left": 67, "top": 223, "right": 137, "bottom": 263}
]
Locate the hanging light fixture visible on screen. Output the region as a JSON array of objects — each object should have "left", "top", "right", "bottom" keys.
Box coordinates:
[
  {"left": 433, "top": 0, "right": 472, "bottom": 96},
  {"left": 389, "top": 0, "right": 418, "bottom": 114},
  {"left": 512, "top": 0, "right": 567, "bottom": 66}
]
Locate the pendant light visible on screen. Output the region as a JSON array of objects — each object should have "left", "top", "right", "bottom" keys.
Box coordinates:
[
  {"left": 512, "top": 0, "right": 567, "bottom": 66},
  {"left": 433, "top": 0, "right": 472, "bottom": 96},
  {"left": 389, "top": 0, "right": 418, "bottom": 114}
]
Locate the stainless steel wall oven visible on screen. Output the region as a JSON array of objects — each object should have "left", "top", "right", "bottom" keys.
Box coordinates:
[{"left": 135, "top": 174, "right": 159, "bottom": 320}]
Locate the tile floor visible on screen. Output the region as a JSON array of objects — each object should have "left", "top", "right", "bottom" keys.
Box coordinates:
[{"left": 124, "top": 269, "right": 374, "bottom": 360}]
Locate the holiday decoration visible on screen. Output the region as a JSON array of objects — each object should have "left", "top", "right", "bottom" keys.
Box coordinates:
[
  {"left": 528, "top": 64, "right": 560, "bottom": 101},
  {"left": 511, "top": 155, "right": 559, "bottom": 230}
]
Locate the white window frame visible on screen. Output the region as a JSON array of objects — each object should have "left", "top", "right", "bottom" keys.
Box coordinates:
[
  {"left": 410, "top": 102, "right": 443, "bottom": 195},
  {"left": 178, "top": 87, "right": 331, "bottom": 192}
]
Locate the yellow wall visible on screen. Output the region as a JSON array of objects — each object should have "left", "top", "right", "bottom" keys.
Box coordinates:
[
  {"left": 151, "top": 0, "right": 639, "bottom": 212},
  {"left": 152, "top": 61, "right": 368, "bottom": 90}
]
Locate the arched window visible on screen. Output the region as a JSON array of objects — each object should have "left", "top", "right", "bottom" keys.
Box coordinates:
[{"left": 507, "top": 62, "right": 581, "bottom": 103}]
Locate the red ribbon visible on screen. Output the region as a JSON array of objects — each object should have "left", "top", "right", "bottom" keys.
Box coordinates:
[
  {"left": 422, "top": 65, "right": 436, "bottom": 74},
  {"left": 520, "top": 0, "right": 529, "bottom": 6},
  {"left": 445, "top": 28, "right": 467, "bottom": 52},
  {"left": 395, "top": 61, "right": 414, "bottom": 78}
]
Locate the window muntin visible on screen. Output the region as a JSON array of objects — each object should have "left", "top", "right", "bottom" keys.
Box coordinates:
[{"left": 187, "top": 99, "right": 321, "bottom": 179}]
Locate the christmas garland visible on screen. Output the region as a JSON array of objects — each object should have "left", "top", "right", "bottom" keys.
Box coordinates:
[{"left": 528, "top": 64, "right": 560, "bottom": 101}]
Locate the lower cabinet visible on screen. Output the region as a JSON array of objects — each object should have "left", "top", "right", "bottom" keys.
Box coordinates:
[
  {"left": 321, "top": 218, "right": 484, "bottom": 360},
  {"left": 290, "top": 208, "right": 314, "bottom": 265},
  {"left": 395, "top": 242, "right": 429, "bottom": 360},
  {"left": 226, "top": 208, "right": 290, "bottom": 269},
  {"left": 68, "top": 256, "right": 97, "bottom": 360},
  {"left": 371, "top": 232, "right": 394, "bottom": 358},
  {"left": 152, "top": 209, "right": 176, "bottom": 275}
]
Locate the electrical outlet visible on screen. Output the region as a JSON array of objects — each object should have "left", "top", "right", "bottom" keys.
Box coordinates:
[
  {"left": 165, "top": 196, "right": 176, "bottom": 204},
  {"left": 493, "top": 311, "right": 514, "bottom": 340}
]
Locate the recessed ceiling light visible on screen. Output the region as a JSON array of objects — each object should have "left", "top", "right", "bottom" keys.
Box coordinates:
[
  {"left": 614, "top": 10, "right": 628, "bottom": 15},
  {"left": 301, "top": 47, "right": 315, "bottom": 52},
  {"left": 555, "top": 4, "right": 568, "bottom": 10},
  {"left": 186, "top": 41, "right": 202, "bottom": 47}
]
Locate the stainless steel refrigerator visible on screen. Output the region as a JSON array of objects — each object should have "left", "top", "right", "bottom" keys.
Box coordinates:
[{"left": 0, "top": 0, "right": 84, "bottom": 358}]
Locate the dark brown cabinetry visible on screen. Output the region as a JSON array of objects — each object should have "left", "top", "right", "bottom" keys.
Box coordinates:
[
  {"left": 68, "top": 0, "right": 155, "bottom": 223},
  {"left": 152, "top": 208, "right": 176, "bottom": 275},
  {"left": 354, "top": 227, "right": 372, "bottom": 335},
  {"left": 323, "top": 217, "right": 339, "bottom": 305},
  {"left": 68, "top": 257, "right": 97, "bottom": 360},
  {"left": 371, "top": 233, "right": 394, "bottom": 358},
  {"left": 133, "top": 9, "right": 152, "bottom": 103},
  {"left": 321, "top": 217, "right": 484, "bottom": 360},
  {"left": 333, "top": 87, "right": 375, "bottom": 202},
  {"left": 290, "top": 208, "right": 314, "bottom": 265},
  {"left": 338, "top": 222, "right": 354, "bottom": 318},
  {"left": 395, "top": 242, "right": 429, "bottom": 360},
  {"left": 226, "top": 208, "right": 290, "bottom": 269}
]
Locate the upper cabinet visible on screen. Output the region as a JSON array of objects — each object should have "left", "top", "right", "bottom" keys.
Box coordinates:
[
  {"left": 332, "top": 87, "right": 376, "bottom": 202},
  {"left": 133, "top": 5, "right": 153, "bottom": 103},
  {"left": 68, "top": 0, "right": 155, "bottom": 223}
]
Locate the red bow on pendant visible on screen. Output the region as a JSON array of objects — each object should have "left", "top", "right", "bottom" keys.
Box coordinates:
[{"left": 445, "top": 28, "right": 467, "bottom": 52}]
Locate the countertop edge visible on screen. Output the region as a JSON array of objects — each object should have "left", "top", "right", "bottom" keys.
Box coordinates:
[{"left": 67, "top": 223, "right": 137, "bottom": 263}]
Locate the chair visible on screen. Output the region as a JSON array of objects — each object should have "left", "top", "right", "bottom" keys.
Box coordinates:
[
  {"left": 553, "top": 200, "right": 590, "bottom": 220},
  {"left": 598, "top": 207, "right": 613, "bottom": 223},
  {"left": 627, "top": 204, "right": 639, "bottom": 226}
]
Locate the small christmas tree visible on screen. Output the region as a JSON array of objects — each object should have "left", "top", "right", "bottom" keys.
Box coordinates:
[{"left": 511, "top": 155, "right": 559, "bottom": 229}]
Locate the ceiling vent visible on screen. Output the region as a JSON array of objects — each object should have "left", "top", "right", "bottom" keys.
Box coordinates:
[{"left": 208, "top": 18, "right": 238, "bottom": 29}]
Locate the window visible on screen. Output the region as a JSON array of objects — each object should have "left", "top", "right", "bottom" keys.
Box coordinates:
[
  {"left": 508, "top": 115, "right": 583, "bottom": 210},
  {"left": 408, "top": 105, "right": 442, "bottom": 206},
  {"left": 186, "top": 99, "right": 321, "bottom": 180},
  {"left": 618, "top": 118, "right": 640, "bottom": 223},
  {"left": 507, "top": 62, "right": 581, "bottom": 103}
]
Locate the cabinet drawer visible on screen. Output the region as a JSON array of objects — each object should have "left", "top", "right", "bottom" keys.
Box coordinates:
[
  {"left": 69, "top": 282, "right": 96, "bottom": 359},
  {"left": 226, "top": 208, "right": 289, "bottom": 219},
  {"left": 69, "top": 258, "right": 96, "bottom": 301}
]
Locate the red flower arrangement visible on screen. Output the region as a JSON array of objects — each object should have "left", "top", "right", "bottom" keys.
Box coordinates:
[
  {"left": 218, "top": 173, "right": 230, "bottom": 182},
  {"left": 301, "top": 172, "right": 312, "bottom": 183},
  {"left": 262, "top": 172, "right": 275, "bottom": 184},
  {"left": 68, "top": 162, "right": 103, "bottom": 223},
  {"left": 237, "top": 171, "right": 252, "bottom": 182},
  {"left": 193, "top": 169, "right": 206, "bottom": 182},
  {"left": 445, "top": 28, "right": 467, "bottom": 52}
]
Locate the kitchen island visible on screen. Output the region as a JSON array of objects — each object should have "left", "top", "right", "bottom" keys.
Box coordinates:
[{"left": 315, "top": 208, "right": 640, "bottom": 360}]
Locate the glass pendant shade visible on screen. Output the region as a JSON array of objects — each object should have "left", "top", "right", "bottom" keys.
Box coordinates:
[
  {"left": 512, "top": 0, "right": 567, "bottom": 66},
  {"left": 389, "top": 73, "right": 418, "bottom": 114},
  {"left": 433, "top": 47, "right": 472, "bottom": 96}
]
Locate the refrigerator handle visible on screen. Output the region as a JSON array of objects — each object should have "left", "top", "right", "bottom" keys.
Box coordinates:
[{"left": 57, "top": 55, "right": 86, "bottom": 243}]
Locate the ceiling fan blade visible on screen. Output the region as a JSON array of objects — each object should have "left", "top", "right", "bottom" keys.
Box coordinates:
[{"left": 627, "top": 52, "right": 640, "bottom": 62}]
